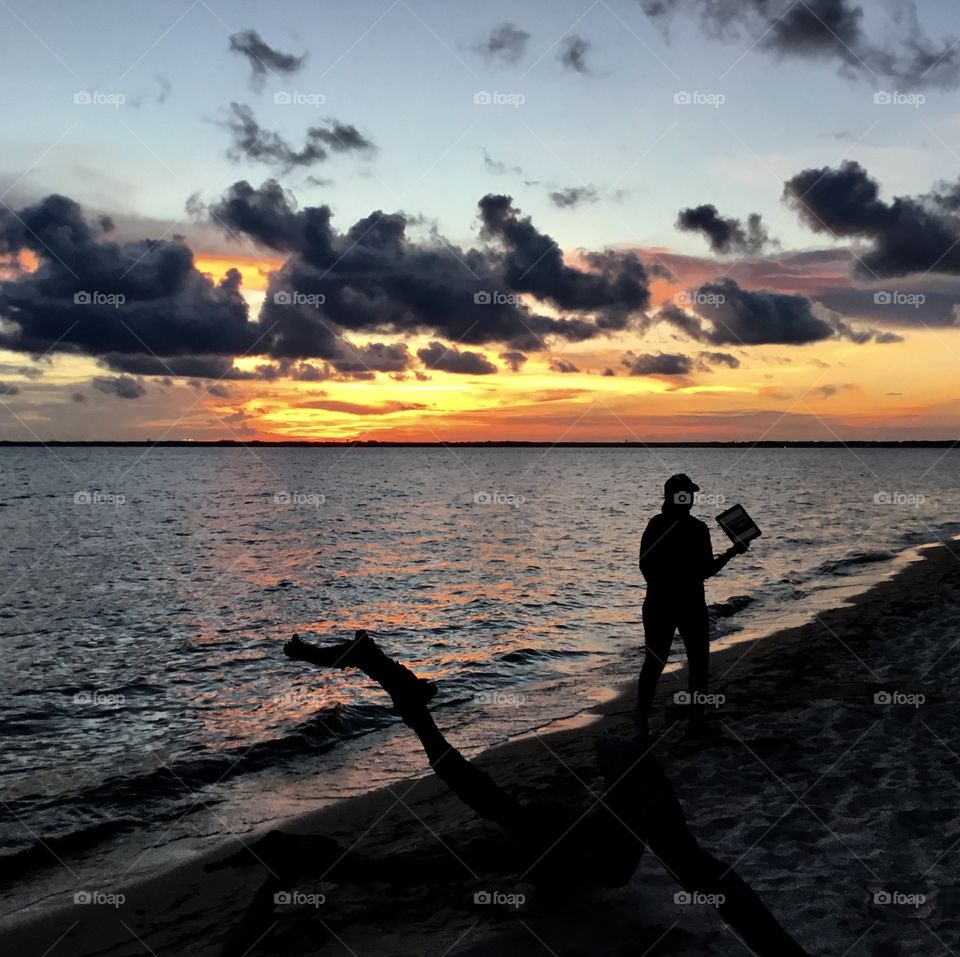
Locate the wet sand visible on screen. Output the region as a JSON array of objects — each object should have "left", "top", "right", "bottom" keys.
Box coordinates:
[{"left": 3, "top": 540, "right": 959, "bottom": 956}]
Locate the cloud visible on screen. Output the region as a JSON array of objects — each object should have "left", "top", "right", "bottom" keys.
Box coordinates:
[
  {"left": 549, "top": 358, "right": 580, "bottom": 373},
  {"left": 697, "top": 350, "right": 740, "bottom": 370},
  {"left": 298, "top": 399, "right": 427, "bottom": 416},
  {"left": 209, "top": 181, "right": 652, "bottom": 354},
  {"left": 481, "top": 148, "right": 525, "bottom": 176},
  {"left": 559, "top": 35, "right": 592, "bottom": 73},
  {"left": 666, "top": 278, "right": 878, "bottom": 345},
  {"left": 223, "top": 103, "right": 374, "bottom": 171},
  {"left": 476, "top": 22, "right": 530, "bottom": 64},
  {"left": 207, "top": 383, "right": 230, "bottom": 398},
  {"left": 499, "top": 350, "right": 528, "bottom": 371},
  {"left": 92, "top": 375, "right": 147, "bottom": 399},
  {"left": 71, "top": 391, "right": 85, "bottom": 402},
  {"left": 228, "top": 29, "right": 306, "bottom": 92},
  {"left": 477, "top": 192, "right": 651, "bottom": 330},
  {"left": 0, "top": 382, "right": 20, "bottom": 396},
  {"left": 621, "top": 351, "right": 693, "bottom": 376},
  {"left": 0, "top": 193, "right": 256, "bottom": 361},
  {"left": 784, "top": 160, "right": 960, "bottom": 278},
  {"left": 417, "top": 341, "right": 497, "bottom": 375},
  {"left": 640, "top": 0, "right": 960, "bottom": 89},
  {"left": 676, "top": 204, "right": 776, "bottom": 254},
  {"left": 549, "top": 186, "right": 599, "bottom": 209},
  {"left": 156, "top": 74, "right": 172, "bottom": 104}
]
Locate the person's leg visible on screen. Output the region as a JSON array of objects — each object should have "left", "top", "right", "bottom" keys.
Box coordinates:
[
  {"left": 677, "top": 602, "right": 711, "bottom": 729},
  {"left": 636, "top": 599, "right": 677, "bottom": 729}
]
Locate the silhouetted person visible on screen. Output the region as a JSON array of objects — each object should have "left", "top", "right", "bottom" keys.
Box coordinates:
[{"left": 637, "top": 474, "right": 746, "bottom": 734}]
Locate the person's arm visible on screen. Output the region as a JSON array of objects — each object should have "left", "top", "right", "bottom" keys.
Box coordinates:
[
  {"left": 639, "top": 517, "right": 674, "bottom": 583},
  {"left": 703, "top": 525, "right": 747, "bottom": 579}
]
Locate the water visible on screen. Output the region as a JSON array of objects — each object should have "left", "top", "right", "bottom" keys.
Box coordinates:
[{"left": 1, "top": 445, "right": 958, "bottom": 917}]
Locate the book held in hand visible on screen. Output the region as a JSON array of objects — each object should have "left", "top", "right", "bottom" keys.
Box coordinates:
[{"left": 716, "top": 504, "right": 762, "bottom": 547}]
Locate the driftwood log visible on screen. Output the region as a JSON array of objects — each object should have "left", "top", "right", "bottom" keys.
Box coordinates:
[{"left": 212, "top": 630, "right": 809, "bottom": 957}]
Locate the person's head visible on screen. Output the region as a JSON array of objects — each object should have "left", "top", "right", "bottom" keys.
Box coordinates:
[{"left": 663, "top": 473, "right": 699, "bottom": 513}]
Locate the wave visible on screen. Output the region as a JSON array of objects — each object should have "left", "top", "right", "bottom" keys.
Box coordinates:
[
  {"left": 708, "top": 595, "right": 755, "bottom": 619},
  {"left": 497, "top": 647, "right": 591, "bottom": 664},
  {"left": 0, "top": 702, "right": 395, "bottom": 883},
  {"left": 811, "top": 550, "right": 895, "bottom": 577}
]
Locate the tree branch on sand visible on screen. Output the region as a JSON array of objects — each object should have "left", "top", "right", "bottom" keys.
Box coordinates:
[{"left": 212, "top": 630, "right": 809, "bottom": 957}]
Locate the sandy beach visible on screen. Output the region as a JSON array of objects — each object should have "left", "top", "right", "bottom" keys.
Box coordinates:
[{"left": 3, "top": 539, "right": 959, "bottom": 956}]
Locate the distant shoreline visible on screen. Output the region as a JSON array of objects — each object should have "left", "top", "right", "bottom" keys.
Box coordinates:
[{"left": 1, "top": 439, "right": 958, "bottom": 449}]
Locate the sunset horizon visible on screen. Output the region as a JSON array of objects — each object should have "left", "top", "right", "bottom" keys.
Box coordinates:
[{"left": 3, "top": 1, "right": 960, "bottom": 443}]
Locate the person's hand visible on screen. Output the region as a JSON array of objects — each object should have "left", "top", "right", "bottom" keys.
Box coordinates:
[{"left": 731, "top": 541, "right": 749, "bottom": 556}]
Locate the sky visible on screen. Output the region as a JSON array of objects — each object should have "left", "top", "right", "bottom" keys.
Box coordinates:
[{"left": 1, "top": 0, "right": 960, "bottom": 441}]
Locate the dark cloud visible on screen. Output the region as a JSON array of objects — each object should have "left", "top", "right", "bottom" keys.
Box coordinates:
[
  {"left": 477, "top": 192, "right": 651, "bottom": 330},
  {"left": 499, "top": 350, "right": 528, "bottom": 371},
  {"left": 679, "top": 279, "right": 857, "bottom": 345},
  {"left": 207, "top": 383, "right": 230, "bottom": 398},
  {"left": 98, "top": 215, "right": 115, "bottom": 233},
  {"left": 417, "top": 341, "right": 497, "bottom": 375},
  {"left": 211, "top": 181, "right": 651, "bottom": 354},
  {"left": 228, "top": 29, "right": 306, "bottom": 92},
  {"left": 640, "top": 0, "right": 960, "bottom": 88},
  {"left": 784, "top": 160, "right": 960, "bottom": 278},
  {"left": 697, "top": 350, "right": 740, "bottom": 369},
  {"left": 101, "top": 354, "right": 252, "bottom": 379},
  {"left": 621, "top": 352, "right": 693, "bottom": 376},
  {"left": 0, "top": 382, "right": 20, "bottom": 396},
  {"left": 223, "top": 103, "right": 374, "bottom": 171},
  {"left": 92, "top": 375, "right": 147, "bottom": 399},
  {"left": 0, "top": 193, "right": 256, "bottom": 360},
  {"left": 476, "top": 22, "right": 530, "bottom": 64},
  {"left": 0, "top": 185, "right": 653, "bottom": 377},
  {"left": 71, "top": 391, "right": 85, "bottom": 402},
  {"left": 550, "top": 186, "right": 599, "bottom": 209},
  {"left": 549, "top": 358, "right": 580, "bottom": 373},
  {"left": 559, "top": 35, "right": 592, "bottom": 74},
  {"left": 649, "top": 279, "right": 890, "bottom": 346},
  {"left": 676, "top": 204, "right": 775, "bottom": 254}
]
